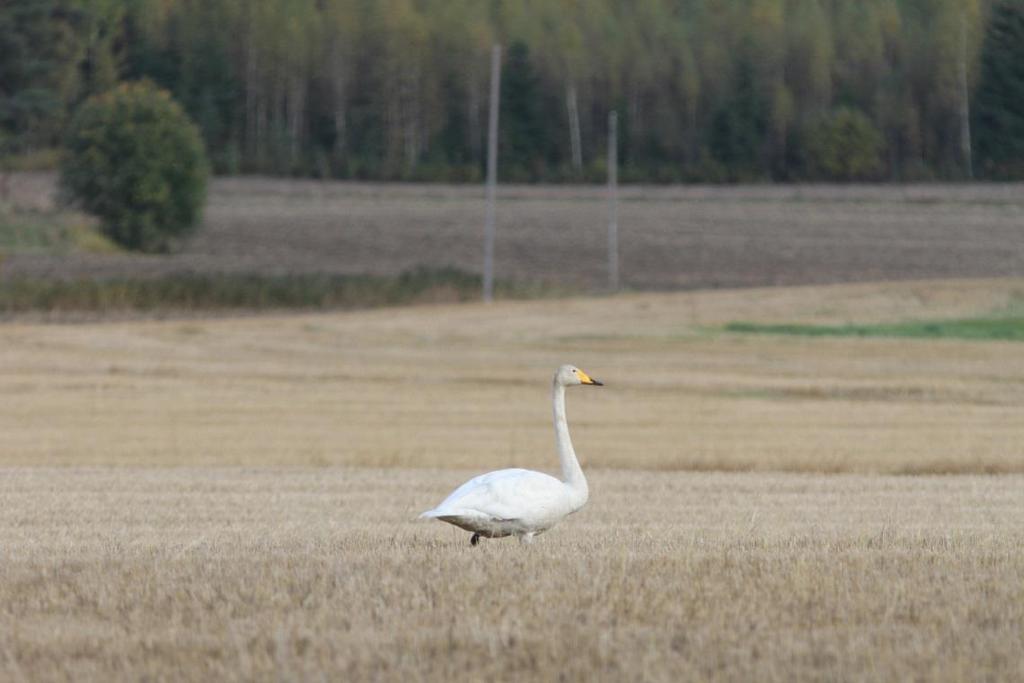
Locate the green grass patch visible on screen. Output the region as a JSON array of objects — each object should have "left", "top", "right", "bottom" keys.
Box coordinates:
[
  {"left": 0, "top": 267, "right": 550, "bottom": 317},
  {"left": 0, "top": 209, "right": 72, "bottom": 251},
  {"left": 724, "top": 318, "right": 1024, "bottom": 342},
  {"left": 0, "top": 205, "right": 117, "bottom": 254},
  {"left": 1, "top": 148, "right": 60, "bottom": 171}
]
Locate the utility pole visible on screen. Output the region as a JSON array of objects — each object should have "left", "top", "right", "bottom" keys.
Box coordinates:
[
  {"left": 607, "top": 111, "right": 619, "bottom": 292},
  {"left": 482, "top": 44, "right": 501, "bottom": 302},
  {"left": 567, "top": 82, "right": 583, "bottom": 175}
]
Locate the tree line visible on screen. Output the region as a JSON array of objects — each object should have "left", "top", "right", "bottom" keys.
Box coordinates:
[{"left": 2, "top": 0, "right": 1022, "bottom": 182}]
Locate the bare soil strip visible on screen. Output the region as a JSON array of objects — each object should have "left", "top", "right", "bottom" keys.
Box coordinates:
[{"left": 4, "top": 174, "right": 1023, "bottom": 291}]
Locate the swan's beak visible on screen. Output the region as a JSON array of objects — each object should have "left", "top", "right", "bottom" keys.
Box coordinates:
[{"left": 578, "top": 370, "right": 603, "bottom": 386}]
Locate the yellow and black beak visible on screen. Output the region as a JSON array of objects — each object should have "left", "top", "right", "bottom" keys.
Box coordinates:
[{"left": 577, "top": 370, "right": 604, "bottom": 386}]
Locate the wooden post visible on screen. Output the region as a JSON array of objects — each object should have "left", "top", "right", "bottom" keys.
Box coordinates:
[
  {"left": 607, "top": 111, "right": 619, "bottom": 292},
  {"left": 483, "top": 44, "right": 501, "bottom": 303}
]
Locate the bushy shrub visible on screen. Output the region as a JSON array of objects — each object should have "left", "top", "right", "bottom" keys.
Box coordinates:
[
  {"left": 60, "top": 82, "right": 208, "bottom": 252},
  {"left": 803, "top": 108, "right": 884, "bottom": 181}
]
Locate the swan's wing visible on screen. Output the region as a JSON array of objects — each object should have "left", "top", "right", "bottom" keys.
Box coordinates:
[
  {"left": 434, "top": 468, "right": 532, "bottom": 508},
  {"left": 421, "top": 468, "right": 565, "bottom": 521}
]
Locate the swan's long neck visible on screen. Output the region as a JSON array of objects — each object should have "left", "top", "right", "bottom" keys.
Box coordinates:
[{"left": 553, "top": 381, "right": 588, "bottom": 503}]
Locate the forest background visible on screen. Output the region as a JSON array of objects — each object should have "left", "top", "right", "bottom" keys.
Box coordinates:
[{"left": 1, "top": 0, "right": 1022, "bottom": 184}]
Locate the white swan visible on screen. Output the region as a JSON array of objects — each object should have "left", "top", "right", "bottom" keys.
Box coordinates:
[{"left": 420, "top": 364, "right": 602, "bottom": 545}]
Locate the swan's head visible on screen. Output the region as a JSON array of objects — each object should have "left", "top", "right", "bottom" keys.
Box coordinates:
[{"left": 556, "top": 364, "right": 603, "bottom": 387}]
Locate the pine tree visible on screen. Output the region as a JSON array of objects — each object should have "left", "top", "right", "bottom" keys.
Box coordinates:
[
  {"left": 709, "top": 56, "right": 768, "bottom": 180},
  {"left": 0, "top": 0, "right": 75, "bottom": 154},
  {"left": 500, "top": 41, "right": 549, "bottom": 180},
  {"left": 974, "top": 0, "right": 1024, "bottom": 178}
]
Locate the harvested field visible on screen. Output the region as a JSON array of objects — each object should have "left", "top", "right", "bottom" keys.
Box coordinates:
[
  {"left": 3, "top": 278, "right": 1022, "bottom": 473},
  {"left": 2, "top": 279, "right": 1023, "bottom": 680},
  {"left": 1, "top": 467, "right": 1021, "bottom": 681},
  {"left": 3, "top": 173, "right": 1023, "bottom": 291}
]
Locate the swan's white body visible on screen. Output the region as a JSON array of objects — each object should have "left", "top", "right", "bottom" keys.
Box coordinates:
[{"left": 420, "top": 365, "right": 601, "bottom": 544}]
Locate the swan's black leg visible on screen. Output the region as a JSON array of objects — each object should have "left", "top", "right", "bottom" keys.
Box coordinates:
[{"left": 470, "top": 533, "right": 480, "bottom": 546}]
